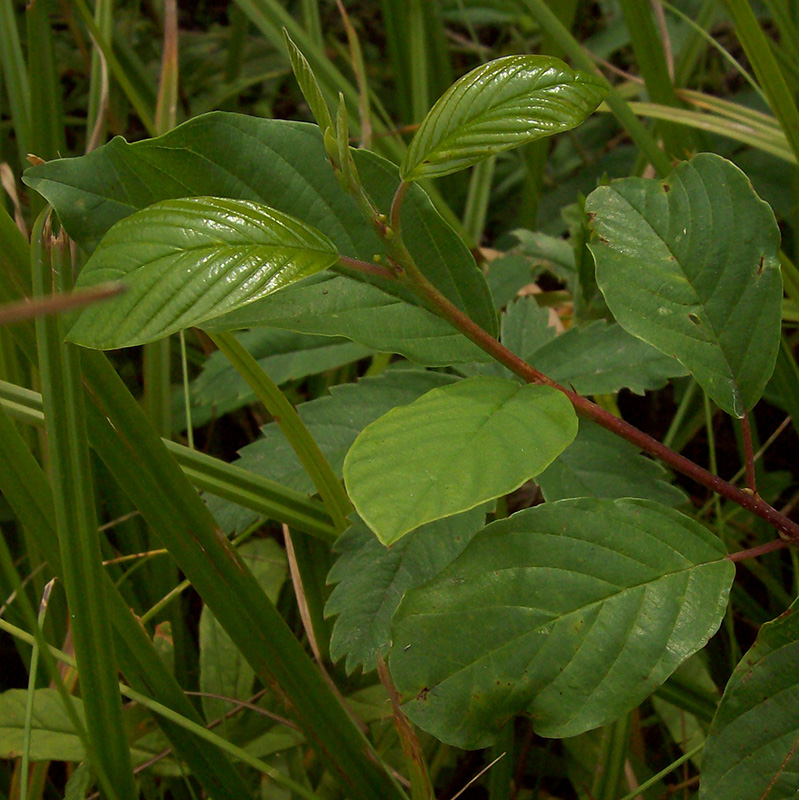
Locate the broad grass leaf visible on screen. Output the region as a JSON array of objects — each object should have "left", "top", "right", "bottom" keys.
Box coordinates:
[
  {"left": 343, "top": 377, "right": 577, "bottom": 545},
  {"left": 700, "top": 599, "right": 799, "bottom": 799},
  {"left": 24, "top": 113, "right": 496, "bottom": 338},
  {"left": 537, "top": 419, "right": 686, "bottom": 506},
  {"left": 400, "top": 55, "right": 606, "bottom": 181},
  {"left": 586, "top": 153, "right": 782, "bottom": 416},
  {"left": 68, "top": 197, "right": 338, "bottom": 349},
  {"left": 199, "top": 539, "right": 287, "bottom": 725},
  {"left": 326, "top": 509, "right": 487, "bottom": 675},
  {"left": 206, "top": 370, "right": 458, "bottom": 534},
  {"left": 390, "top": 498, "right": 733, "bottom": 748},
  {"left": 203, "top": 273, "right": 491, "bottom": 366}
]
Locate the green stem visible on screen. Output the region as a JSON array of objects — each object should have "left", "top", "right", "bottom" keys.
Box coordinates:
[{"left": 208, "top": 331, "right": 353, "bottom": 533}]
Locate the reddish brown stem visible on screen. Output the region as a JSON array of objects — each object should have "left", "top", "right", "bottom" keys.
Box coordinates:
[
  {"left": 727, "top": 539, "right": 790, "bottom": 562},
  {"left": 403, "top": 263, "right": 799, "bottom": 544},
  {"left": 337, "top": 254, "right": 397, "bottom": 281}
]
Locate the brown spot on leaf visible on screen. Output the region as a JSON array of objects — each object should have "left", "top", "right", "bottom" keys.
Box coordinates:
[{"left": 757, "top": 255, "right": 765, "bottom": 276}]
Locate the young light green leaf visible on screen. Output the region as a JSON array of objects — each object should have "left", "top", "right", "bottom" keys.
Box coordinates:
[
  {"left": 326, "top": 508, "right": 487, "bottom": 675},
  {"left": 282, "top": 29, "right": 333, "bottom": 132},
  {"left": 390, "top": 498, "right": 734, "bottom": 749},
  {"left": 400, "top": 55, "right": 607, "bottom": 181},
  {"left": 343, "top": 376, "right": 577, "bottom": 545},
  {"left": 68, "top": 197, "right": 339, "bottom": 349},
  {"left": 700, "top": 598, "right": 799, "bottom": 800},
  {"left": 586, "top": 153, "right": 783, "bottom": 417}
]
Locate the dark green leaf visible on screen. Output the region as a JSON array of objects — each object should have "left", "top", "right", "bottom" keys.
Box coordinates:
[
  {"left": 24, "top": 113, "right": 496, "bottom": 337},
  {"left": 401, "top": 55, "right": 606, "bottom": 181},
  {"left": 700, "top": 598, "right": 799, "bottom": 800},
  {"left": 202, "top": 274, "right": 491, "bottom": 366},
  {"left": 586, "top": 153, "right": 783, "bottom": 416},
  {"left": 390, "top": 498, "right": 733, "bottom": 748},
  {"left": 326, "top": 508, "right": 487, "bottom": 675},
  {"left": 537, "top": 419, "right": 687, "bottom": 505},
  {"left": 344, "top": 377, "right": 577, "bottom": 544},
  {"left": 69, "top": 197, "right": 338, "bottom": 349}
]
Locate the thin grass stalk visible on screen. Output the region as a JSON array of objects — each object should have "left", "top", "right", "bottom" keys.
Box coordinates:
[
  {"left": 616, "top": 743, "right": 703, "bottom": 800},
  {"left": 462, "top": 156, "right": 495, "bottom": 245},
  {"left": 0, "top": 380, "right": 338, "bottom": 540},
  {"left": 208, "top": 330, "right": 353, "bottom": 532},
  {"left": 408, "top": 0, "right": 430, "bottom": 123},
  {"left": 86, "top": 0, "right": 113, "bottom": 142},
  {"left": 0, "top": 0, "right": 31, "bottom": 166},
  {"left": 618, "top": 0, "right": 693, "bottom": 157},
  {"left": 300, "top": 0, "right": 322, "bottom": 48},
  {"left": 78, "top": 350, "right": 408, "bottom": 800},
  {"left": 722, "top": 0, "right": 799, "bottom": 164},
  {"left": 486, "top": 721, "right": 514, "bottom": 800},
  {"left": 69, "top": 0, "right": 156, "bottom": 135},
  {"left": 0, "top": 387, "right": 258, "bottom": 798},
  {"left": 0, "top": 617, "right": 326, "bottom": 800},
  {"left": 26, "top": 0, "right": 67, "bottom": 163},
  {"left": 591, "top": 713, "right": 632, "bottom": 800},
  {"left": 519, "top": 0, "right": 673, "bottom": 177},
  {"left": 32, "top": 211, "right": 137, "bottom": 799},
  {"left": 224, "top": 4, "right": 249, "bottom": 83}
]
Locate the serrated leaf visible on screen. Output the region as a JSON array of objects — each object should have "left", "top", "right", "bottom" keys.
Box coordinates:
[
  {"left": 586, "top": 153, "right": 783, "bottom": 416},
  {"left": 180, "top": 329, "right": 372, "bottom": 430},
  {"left": 400, "top": 55, "right": 606, "bottom": 181},
  {"left": 199, "top": 539, "right": 287, "bottom": 725},
  {"left": 207, "top": 370, "right": 458, "bottom": 534},
  {"left": 390, "top": 498, "right": 734, "bottom": 748},
  {"left": 343, "top": 377, "right": 577, "bottom": 545},
  {"left": 532, "top": 320, "right": 689, "bottom": 395},
  {"left": 537, "top": 419, "right": 687, "bottom": 505},
  {"left": 24, "top": 113, "right": 496, "bottom": 339},
  {"left": 700, "top": 599, "right": 799, "bottom": 800},
  {"left": 326, "top": 508, "right": 487, "bottom": 674},
  {"left": 68, "top": 197, "right": 339, "bottom": 349},
  {"left": 202, "top": 273, "right": 491, "bottom": 366}
]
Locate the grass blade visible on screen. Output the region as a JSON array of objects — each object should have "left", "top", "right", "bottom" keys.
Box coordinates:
[
  {"left": 0, "top": 0, "right": 31, "bottom": 165},
  {"left": 32, "top": 211, "right": 137, "bottom": 800}
]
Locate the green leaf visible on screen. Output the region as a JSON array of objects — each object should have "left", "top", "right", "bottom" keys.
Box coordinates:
[
  {"left": 327, "top": 508, "right": 487, "bottom": 675},
  {"left": 532, "top": 320, "right": 689, "bottom": 395},
  {"left": 537, "top": 419, "right": 686, "bottom": 505},
  {"left": 202, "top": 273, "right": 492, "bottom": 366},
  {"left": 207, "top": 370, "right": 458, "bottom": 534},
  {"left": 24, "top": 112, "right": 496, "bottom": 337},
  {"left": 400, "top": 55, "right": 606, "bottom": 181},
  {"left": 343, "top": 377, "right": 577, "bottom": 545},
  {"left": 68, "top": 197, "right": 339, "bottom": 349},
  {"left": 390, "top": 498, "right": 734, "bottom": 748},
  {"left": 282, "top": 30, "right": 333, "bottom": 133},
  {"left": 586, "top": 153, "right": 783, "bottom": 416},
  {"left": 700, "top": 598, "right": 799, "bottom": 799},
  {"left": 180, "top": 329, "right": 372, "bottom": 430},
  {"left": 199, "top": 539, "right": 287, "bottom": 725}
]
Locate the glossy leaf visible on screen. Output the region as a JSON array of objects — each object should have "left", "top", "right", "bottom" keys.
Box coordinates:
[
  {"left": 344, "top": 377, "right": 577, "bottom": 545},
  {"left": 68, "top": 197, "right": 338, "bottom": 349},
  {"left": 207, "top": 370, "right": 458, "bottom": 534},
  {"left": 390, "top": 498, "right": 733, "bottom": 748},
  {"left": 401, "top": 55, "right": 606, "bottom": 181},
  {"left": 586, "top": 153, "right": 782, "bottom": 416},
  {"left": 700, "top": 599, "right": 799, "bottom": 799},
  {"left": 326, "top": 508, "right": 486, "bottom": 674},
  {"left": 537, "top": 419, "right": 686, "bottom": 505},
  {"left": 23, "top": 113, "right": 496, "bottom": 336},
  {"left": 203, "top": 273, "right": 491, "bottom": 366}
]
